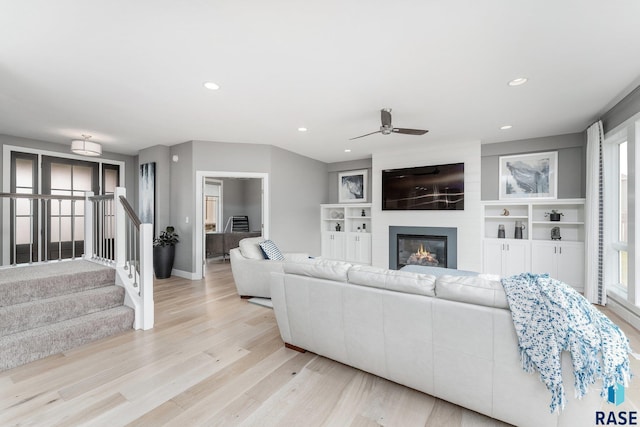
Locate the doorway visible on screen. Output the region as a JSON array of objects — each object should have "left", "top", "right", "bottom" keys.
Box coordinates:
[{"left": 195, "top": 171, "right": 269, "bottom": 280}]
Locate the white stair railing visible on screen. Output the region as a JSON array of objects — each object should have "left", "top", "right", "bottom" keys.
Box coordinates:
[{"left": 85, "top": 188, "right": 153, "bottom": 330}]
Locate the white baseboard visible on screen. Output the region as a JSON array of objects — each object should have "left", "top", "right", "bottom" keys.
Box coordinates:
[
  {"left": 606, "top": 295, "right": 640, "bottom": 331},
  {"left": 171, "top": 268, "right": 200, "bottom": 280}
]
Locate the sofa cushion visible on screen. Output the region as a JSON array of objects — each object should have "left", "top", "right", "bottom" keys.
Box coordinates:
[
  {"left": 436, "top": 275, "right": 509, "bottom": 309},
  {"left": 239, "top": 237, "right": 266, "bottom": 259},
  {"left": 347, "top": 265, "right": 436, "bottom": 297},
  {"left": 283, "top": 259, "right": 351, "bottom": 282},
  {"left": 259, "top": 239, "right": 285, "bottom": 260}
]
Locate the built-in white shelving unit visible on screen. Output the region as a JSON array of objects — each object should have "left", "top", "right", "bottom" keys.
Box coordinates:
[
  {"left": 321, "top": 203, "right": 372, "bottom": 265},
  {"left": 481, "top": 199, "right": 585, "bottom": 290}
]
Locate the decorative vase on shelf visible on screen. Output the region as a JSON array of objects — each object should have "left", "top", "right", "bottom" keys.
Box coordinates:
[
  {"left": 514, "top": 221, "right": 525, "bottom": 239},
  {"left": 497, "top": 224, "right": 505, "bottom": 239},
  {"left": 335, "top": 223, "right": 341, "bottom": 232}
]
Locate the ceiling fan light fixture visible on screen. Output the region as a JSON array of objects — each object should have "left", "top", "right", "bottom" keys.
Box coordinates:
[
  {"left": 500, "top": 125, "right": 513, "bottom": 130},
  {"left": 71, "top": 134, "right": 102, "bottom": 156}
]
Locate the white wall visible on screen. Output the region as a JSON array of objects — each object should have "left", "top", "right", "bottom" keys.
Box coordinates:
[{"left": 371, "top": 140, "right": 482, "bottom": 271}]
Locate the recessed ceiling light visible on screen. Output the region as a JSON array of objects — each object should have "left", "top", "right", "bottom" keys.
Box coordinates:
[
  {"left": 500, "top": 125, "right": 513, "bottom": 130},
  {"left": 508, "top": 77, "right": 528, "bottom": 87},
  {"left": 203, "top": 81, "right": 220, "bottom": 90},
  {"left": 298, "top": 127, "right": 307, "bottom": 132},
  {"left": 344, "top": 149, "right": 351, "bottom": 153}
]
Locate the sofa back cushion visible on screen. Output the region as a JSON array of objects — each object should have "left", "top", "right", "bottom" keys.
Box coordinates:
[
  {"left": 347, "top": 265, "right": 436, "bottom": 297},
  {"left": 436, "top": 275, "right": 508, "bottom": 309},
  {"left": 239, "top": 237, "right": 266, "bottom": 259},
  {"left": 283, "top": 259, "right": 351, "bottom": 282}
]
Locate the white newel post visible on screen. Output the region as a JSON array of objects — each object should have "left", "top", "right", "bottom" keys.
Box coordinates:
[
  {"left": 84, "top": 191, "right": 94, "bottom": 259},
  {"left": 114, "top": 187, "right": 127, "bottom": 268},
  {"left": 139, "top": 223, "right": 154, "bottom": 330}
]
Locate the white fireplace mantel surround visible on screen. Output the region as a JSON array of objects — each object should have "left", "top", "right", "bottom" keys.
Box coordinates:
[{"left": 370, "top": 140, "right": 482, "bottom": 271}]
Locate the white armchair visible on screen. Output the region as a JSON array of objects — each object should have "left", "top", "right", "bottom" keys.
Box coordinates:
[{"left": 229, "top": 237, "right": 309, "bottom": 298}]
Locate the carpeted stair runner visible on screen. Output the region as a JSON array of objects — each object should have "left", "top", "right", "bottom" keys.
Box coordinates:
[{"left": 0, "top": 260, "right": 134, "bottom": 371}]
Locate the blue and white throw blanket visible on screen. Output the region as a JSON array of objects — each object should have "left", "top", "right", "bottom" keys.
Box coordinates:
[{"left": 501, "top": 273, "right": 632, "bottom": 413}]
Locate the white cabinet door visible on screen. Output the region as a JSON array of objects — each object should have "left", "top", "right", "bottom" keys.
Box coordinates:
[
  {"left": 482, "top": 240, "right": 504, "bottom": 276},
  {"left": 346, "top": 233, "right": 372, "bottom": 264},
  {"left": 321, "top": 232, "right": 346, "bottom": 260},
  {"left": 531, "top": 241, "right": 584, "bottom": 289},
  {"left": 482, "top": 239, "right": 529, "bottom": 276},
  {"left": 557, "top": 242, "right": 584, "bottom": 289},
  {"left": 503, "top": 240, "right": 530, "bottom": 277},
  {"left": 530, "top": 241, "right": 557, "bottom": 276}
]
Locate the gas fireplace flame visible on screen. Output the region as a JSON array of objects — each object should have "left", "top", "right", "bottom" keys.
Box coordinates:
[{"left": 407, "top": 244, "right": 439, "bottom": 266}]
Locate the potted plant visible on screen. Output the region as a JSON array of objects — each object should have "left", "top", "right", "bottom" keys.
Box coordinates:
[
  {"left": 153, "top": 226, "right": 179, "bottom": 279},
  {"left": 545, "top": 209, "right": 564, "bottom": 222}
]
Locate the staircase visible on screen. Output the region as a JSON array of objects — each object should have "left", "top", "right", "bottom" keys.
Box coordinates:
[{"left": 0, "top": 260, "right": 134, "bottom": 371}]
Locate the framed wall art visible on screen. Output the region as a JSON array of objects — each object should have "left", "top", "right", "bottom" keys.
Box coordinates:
[
  {"left": 499, "top": 151, "right": 557, "bottom": 200},
  {"left": 338, "top": 169, "right": 368, "bottom": 203}
]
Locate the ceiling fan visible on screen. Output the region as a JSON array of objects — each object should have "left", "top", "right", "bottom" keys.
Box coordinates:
[{"left": 350, "top": 108, "right": 429, "bottom": 140}]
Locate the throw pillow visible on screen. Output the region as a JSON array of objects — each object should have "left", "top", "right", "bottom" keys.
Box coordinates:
[{"left": 259, "top": 240, "right": 285, "bottom": 260}]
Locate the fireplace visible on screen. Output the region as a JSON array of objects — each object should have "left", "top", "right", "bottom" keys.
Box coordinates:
[
  {"left": 389, "top": 226, "right": 457, "bottom": 270},
  {"left": 397, "top": 234, "right": 447, "bottom": 268}
]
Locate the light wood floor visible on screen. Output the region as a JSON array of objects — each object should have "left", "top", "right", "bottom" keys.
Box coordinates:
[{"left": 1, "top": 262, "right": 639, "bottom": 427}]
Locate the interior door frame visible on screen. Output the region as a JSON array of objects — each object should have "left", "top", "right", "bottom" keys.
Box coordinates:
[{"left": 194, "top": 170, "right": 269, "bottom": 280}]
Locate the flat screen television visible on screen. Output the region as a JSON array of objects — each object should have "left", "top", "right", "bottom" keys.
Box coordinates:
[{"left": 382, "top": 163, "right": 464, "bottom": 210}]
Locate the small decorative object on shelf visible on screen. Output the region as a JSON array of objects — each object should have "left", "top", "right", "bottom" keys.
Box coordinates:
[
  {"left": 551, "top": 226, "right": 561, "bottom": 240},
  {"left": 502, "top": 208, "right": 510, "bottom": 216},
  {"left": 545, "top": 210, "right": 564, "bottom": 221},
  {"left": 361, "top": 209, "right": 366, "bottom": 217},
  {"left": 514, "top": 221, "right": 525, "bottom": 239},
  {"left": 335, "top": 223, "right": 341, "bottom": 232},
  {"left": 362, "top": 223, "right": 366, "bottom": 232},
  {"left": 498, "top": 224, "right": 505, "bottom": 238}
]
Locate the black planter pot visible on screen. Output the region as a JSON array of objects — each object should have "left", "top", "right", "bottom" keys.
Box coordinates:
[
  {"left": 549, "top": 213, "right": 562, "bottom": 221},
  {"left": 153, "top": 245, "right": 175, "bottom": 279}
]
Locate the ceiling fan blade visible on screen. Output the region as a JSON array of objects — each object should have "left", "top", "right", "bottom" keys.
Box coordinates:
[
  {"left": 391, "top": 128, "right": 429, "bottom": 135},
  {"left": 381, "top": 109, "right": 392, "bottom": 127},
  {"left": 349, "top": 130, "right": 382, "bottom": 140}
]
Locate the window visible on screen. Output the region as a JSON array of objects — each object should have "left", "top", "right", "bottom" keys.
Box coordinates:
[
  {"left": 6, "top": 148, "right": 122, "bottom": 264},
  {"left": 604, "top": 116, "right": 637, "bottom": 306}
]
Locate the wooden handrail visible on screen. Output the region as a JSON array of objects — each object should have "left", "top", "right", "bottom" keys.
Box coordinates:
[{"left": 119, "top": 195, "right": 141, "bottom": 229}]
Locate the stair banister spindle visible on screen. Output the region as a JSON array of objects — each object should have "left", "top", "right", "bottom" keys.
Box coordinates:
[
  {"left": 29, "top": 198, "right": 33, "bottom": 264},
  {"left": 128, "top": 222, "right": 134, "bottom": 279},
  {"left": 71, "top": 199, "right": 75, "bottom": 259},
  {"left": 58, "top": 199, "right": 62, "bottom": 261},
  {"left": 43, "top": 199, "right": 48, "bottom": 262},
  {"left": 12, "top": 197, "right": 16, "bottom": 265}
]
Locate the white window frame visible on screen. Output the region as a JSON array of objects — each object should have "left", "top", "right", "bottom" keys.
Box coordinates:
[{"left": 604, "top": 113, "right": 639, "bottom": 310}]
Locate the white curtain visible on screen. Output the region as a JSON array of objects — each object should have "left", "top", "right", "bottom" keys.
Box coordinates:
[{"left": 585, "top": 120, "right": 605, "bottom": 305}]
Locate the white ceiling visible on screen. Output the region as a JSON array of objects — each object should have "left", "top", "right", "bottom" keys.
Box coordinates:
[{"left": 2, "top": 0, "right": 640, "bottom": 163}]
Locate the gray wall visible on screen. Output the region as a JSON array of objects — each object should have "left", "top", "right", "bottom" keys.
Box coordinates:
[
  {"left": 138, "top": 145, "right": 171, "bottom": 235},
  {"left": 327, "top": 158, "right": 373, "bottom": 204},
  {"left": 602, "top": 85, "right": 640, "bottom": 133},
  {"left": 220, "top": 177, "right": 262, "bottom": 232},
  {"left": 169, "top": 141, "right": 194, "bottom": 273},
  {"left": 169, "top": 140, "right": 327, "bottom": 273},
  {"left": 481, "top": 132, "right": 586, "bottom": 200},
  {"left": 269, "top": 146, "right": 328, "bottom": 254}
]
